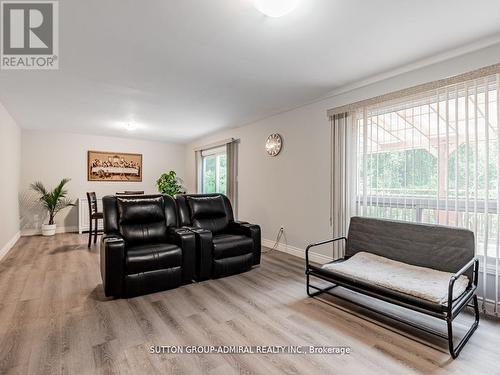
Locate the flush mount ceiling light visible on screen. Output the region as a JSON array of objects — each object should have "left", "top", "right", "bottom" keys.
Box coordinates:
[
  {"left": 124, "top": 123, "right": 136, "bottom": 131},
  {"left": 253, "top": 0, "right": 300, "bottom": 17}
]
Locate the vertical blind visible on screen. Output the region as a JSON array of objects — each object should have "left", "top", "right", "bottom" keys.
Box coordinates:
[{"left": 355, "top": 73, "right": 500, "bottom": 315}]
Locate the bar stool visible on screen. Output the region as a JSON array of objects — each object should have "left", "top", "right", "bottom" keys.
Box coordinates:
[{"left": 86, "top": 192, "right": 103, "bottom": 248}]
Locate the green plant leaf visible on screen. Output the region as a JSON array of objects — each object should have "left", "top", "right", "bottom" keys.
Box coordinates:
[
  {"left": 157, "top": 170, "right": 183, "bottom": 196},
  {"left": 30, "top": 178, "right": 74, "bottom": 225}
]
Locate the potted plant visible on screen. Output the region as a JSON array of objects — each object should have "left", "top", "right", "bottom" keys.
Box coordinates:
[
  {"left": 157, "top": 171, "right": 184, "bottom": 196},
  {"left": 30, "top": 178, "right": 75, "bottom": 236}
]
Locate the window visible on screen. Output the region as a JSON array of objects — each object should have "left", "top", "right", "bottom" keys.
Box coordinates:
[
  {"left": 195, "top": 139, "right": 238, "bottom": 215},
  {"left": 201, "top": 146, "right": 227, "bottom": 194},
  {"left": 329, "top": 69, "right": 500, "bottom": 313},
  {"left": 355, "top": 74, "right": 500, "bottom": 264}
]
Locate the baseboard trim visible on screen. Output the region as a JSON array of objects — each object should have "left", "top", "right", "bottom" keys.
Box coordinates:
[
  {"left": 0, "top": 231, "right": 21, "bottom": 261},
  {"left": 21, "top": 225, "right": 79, "bottom": 236},
  {"left": 262, "top": 238, "right": 332, "bottom": 264}
]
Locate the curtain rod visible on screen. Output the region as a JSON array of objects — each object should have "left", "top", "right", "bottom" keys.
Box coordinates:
[
  {"left": 193, "top": 137, "right": 238, "bottom": 152},
  {"left": 327, "top": 62, "right": 500, "bottom": 118}
]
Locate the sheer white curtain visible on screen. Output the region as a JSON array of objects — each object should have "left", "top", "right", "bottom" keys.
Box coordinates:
[{"left": 353, "top": 73, "right": 500, "bottom": 314}]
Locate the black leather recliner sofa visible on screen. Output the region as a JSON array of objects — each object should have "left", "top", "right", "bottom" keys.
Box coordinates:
[
  {"left": 100, "top": 194, "right": 196, "bottom": 298},
  {"left": 174, "top": 193, "right": 261, "bottom": 280}
]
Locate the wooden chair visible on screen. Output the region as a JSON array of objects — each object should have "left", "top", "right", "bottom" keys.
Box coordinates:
[{"left": 86, "top": 192, "right": 103, "bottom": 248}]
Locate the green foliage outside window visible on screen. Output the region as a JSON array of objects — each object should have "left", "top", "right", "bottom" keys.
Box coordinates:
[
  {"left": 448, "top": 142, "right": 498, "bottom": 199},
  {"left": 362, "top": 142, "right": 499, "bottom": 200},
  {"left": 203, "top": 156, "right": 216, "bottom": 193},
  {"left": 202, "top": 154, "right": 226, "bottom": 194},
  {"left": 219, "top": 155, "right": 227, "bottom": 194},
  {"left": 363, "top": 149, "right": 438, "bottom": 196}
]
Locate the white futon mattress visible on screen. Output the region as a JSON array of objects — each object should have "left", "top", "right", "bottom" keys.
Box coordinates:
[{"left": 322, "top": 252, "right": 469, "bottom": 305}]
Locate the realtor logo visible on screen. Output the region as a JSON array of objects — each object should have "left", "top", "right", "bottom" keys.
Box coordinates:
[{"left": 1, "top": 1, "right": 58, "bottom": 69}]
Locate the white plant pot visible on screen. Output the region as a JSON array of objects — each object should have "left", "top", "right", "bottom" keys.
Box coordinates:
[{"left": 41, "top": 224, "right": 57, "bottom": 236}]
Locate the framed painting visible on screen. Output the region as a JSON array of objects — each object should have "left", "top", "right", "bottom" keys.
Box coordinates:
[{"left": 87, "top": 150, "right": 142, "bottom": 182}]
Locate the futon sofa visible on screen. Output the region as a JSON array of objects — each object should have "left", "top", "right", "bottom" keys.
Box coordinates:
[
  {"left": 175, "top": 193, "right": 261, "bottom": 280},
  {"left": 306, "top": 216, "right": 479, "bottom": 358},
  {"left": 100, "top": 195, "right": 196, "bottom": 298}
]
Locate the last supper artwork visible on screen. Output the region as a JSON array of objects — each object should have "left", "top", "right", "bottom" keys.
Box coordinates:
[{"left": 87, "top": 151, "right": 142, "bottom": 182}]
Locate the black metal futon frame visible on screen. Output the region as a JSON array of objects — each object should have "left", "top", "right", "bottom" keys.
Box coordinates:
[{"left": 305, "top": 217, "right": 480, "bottom": 359}]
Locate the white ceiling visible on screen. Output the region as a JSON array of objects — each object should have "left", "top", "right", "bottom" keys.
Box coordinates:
[{"left": 1, "top": 0, "right": 500, "bottom": 143}]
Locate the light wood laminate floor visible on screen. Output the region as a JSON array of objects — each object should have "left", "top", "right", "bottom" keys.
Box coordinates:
[{"left": 0, "top": 234, "right": 499, "bottom": 375}]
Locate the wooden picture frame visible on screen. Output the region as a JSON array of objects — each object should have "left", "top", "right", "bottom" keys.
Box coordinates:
[{"left": 87, "top": 150, "right": 142, "bottom": 182}]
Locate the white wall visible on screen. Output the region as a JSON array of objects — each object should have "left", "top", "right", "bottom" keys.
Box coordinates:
[
  {"left": 20, "top": 130, "right": 186, "bottom": 233},
  {"left": 0, "top": 101, "right": 21, "bottom": 257},
  {"left": 185, "top": 42, "right": 500, "bottom": 258}
]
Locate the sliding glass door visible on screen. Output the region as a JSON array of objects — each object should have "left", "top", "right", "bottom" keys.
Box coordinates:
[{"left": 201, "top": 146, "right": 227, "bottom": 194}]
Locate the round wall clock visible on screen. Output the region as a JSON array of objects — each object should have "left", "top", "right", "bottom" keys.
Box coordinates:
[{"left": 265, "top": 133, "right": 283, "bottom": 156}]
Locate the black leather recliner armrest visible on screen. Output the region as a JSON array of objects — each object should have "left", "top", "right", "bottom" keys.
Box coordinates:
[
  {"left": 182, "top": 226, "right": 213, "bottom": 281},
  {"left": 228, "top": 221, "right": 261, "bottom": 265},
  {"left": 168, "top": 227, "right": 196, "bottom": 283},
  {"left": 100, "top": 234, "right": 126, "bottom": 298}
]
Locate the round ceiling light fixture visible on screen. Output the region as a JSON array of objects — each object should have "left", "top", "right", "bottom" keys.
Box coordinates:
[
  {"left": 253, "top": 0, "right": 300, "bottom": 18},
  {"left": 124, "top": 123, "right": 137, "bottom": 131}
]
